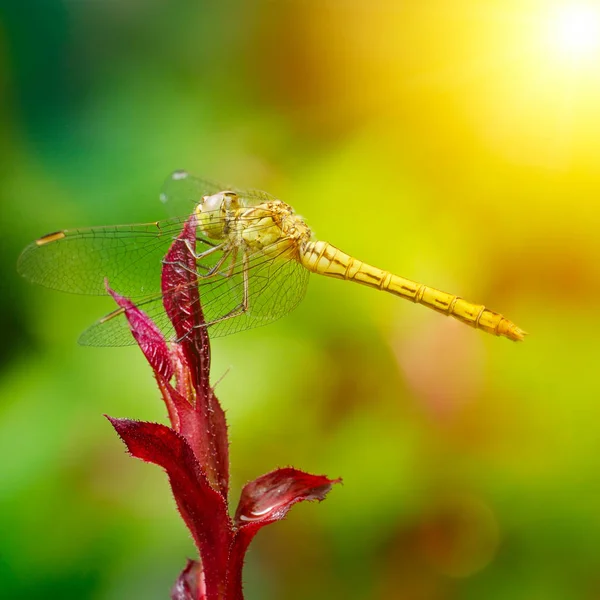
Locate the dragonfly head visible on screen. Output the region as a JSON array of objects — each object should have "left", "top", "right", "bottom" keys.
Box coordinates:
[{"left": 196, "top": 191, "right": 241, "bottom": 239}]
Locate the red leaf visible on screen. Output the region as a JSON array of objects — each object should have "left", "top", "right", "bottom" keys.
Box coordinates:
[
  {"left": 106, "top": 284, "right": 173, "bottom": 381},
  {"left": 234, "top": 468, "right": 341, "bottom": 527},
  {"left": 161, "top": 214, "right": 210, "bottom": 398},
  {"left": 171, "top": 559, "right": 206, "bottom": 600},
  {"left": 107, "top": 417, "right": 232, "bottom": 599},
  {"left": 201, "top": 387, "right": 229, "bottom": 497},
  {"left": 105, "top": 210, "right": 342, "bottom": 600},
  {"left": 226, "top": 468, "right": 341, "bottom": 598},
  {"left": 160, "top": 215, "right": 229, "bottom": 498}
]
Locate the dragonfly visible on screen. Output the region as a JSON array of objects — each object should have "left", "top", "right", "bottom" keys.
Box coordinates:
[{"left": 18, "top": 171, "right": 526, "bottom": 345}]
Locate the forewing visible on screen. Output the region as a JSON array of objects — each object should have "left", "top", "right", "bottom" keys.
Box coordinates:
[
  {"left": 20, "top": 171, "right": 285, "bottom": 299},
  {"left": 18, "top": 218, "right": 192, "bottom": 297}
]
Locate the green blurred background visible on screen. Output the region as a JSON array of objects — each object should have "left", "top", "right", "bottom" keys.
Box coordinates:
[{"left": 2, "top": 1, "right": 600, "bottom": 598}]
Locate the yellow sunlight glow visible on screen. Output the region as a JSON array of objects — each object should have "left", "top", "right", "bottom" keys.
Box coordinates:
[{"left": 548, "top": 3, "right": 600, "bottom": 60}]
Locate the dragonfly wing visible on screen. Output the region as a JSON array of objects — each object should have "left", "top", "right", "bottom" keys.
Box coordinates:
[
  {"left": 17, "top": 217, "right": 217, "bottom": 297},
  {"left": 237, "top": 187, "right": 280, "bottom": 205},
  {"left": 78, "top": 290, "right": 178, "bottom": 346},
  {"left": 160, "top": 171, "right": 227, "bottom": 217},
  {"left": 160, "top": 170, "right": 282, "bottom": 215},
  {"left": 78, "top": 244, "right": 309, "bottom": 345},
  {"left": 187, "top": 243, "right": 308, "bottom": 337}
]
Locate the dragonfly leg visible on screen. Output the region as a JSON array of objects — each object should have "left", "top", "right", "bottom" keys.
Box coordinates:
[
  {"left": 198, "top": 248, "right": 233, "bottom": 279},
  {"left": 184, "top": 239, "right": 223, "bottom": 261},
  {"left": 160, "top": 259, "right": 198, "bottom": 278},
  {"left": 216, "top": 251, "right": 251, "bottom": 317},
  {"left": 162, "top": 241, "right": 222, "bottom": 267},
  {"left": 217, "top": 251, "right": 249, "bottom": 315},
  {"left": 163, "top": 243, "right": 231, "bottom": 279},
  {"left": 190, "top": 251, "right": 251, "bottom": 335},
  {"left": 226, "top": 247, "right": 239, "bottom": 278},
  {"left": 241, "top": 250, "right": 250, "bottom": 312}
]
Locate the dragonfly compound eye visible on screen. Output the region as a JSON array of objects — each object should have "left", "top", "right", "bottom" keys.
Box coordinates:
[
  {"left": 197, "top": 192, "right": 234, "bottom": 240},
  {"left": 201, "top": 192, "right": 226, "bottom": 213}
]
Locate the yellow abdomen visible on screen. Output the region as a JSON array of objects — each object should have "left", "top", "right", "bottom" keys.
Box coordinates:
[{"left": 300, "top": 240, "right": 525, "bottom": 342}]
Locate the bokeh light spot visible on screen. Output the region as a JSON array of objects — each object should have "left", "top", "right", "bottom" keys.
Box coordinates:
[{"left": 548, "top": 3, "right": 600, "bottom": 60}]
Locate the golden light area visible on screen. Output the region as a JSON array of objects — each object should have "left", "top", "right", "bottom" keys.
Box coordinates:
[
  {"left": 477, "top": 1, "right": 600, "bottom": 168},
  {"left": 279, "top": 1, "right": 600, "bottom": 173},
  {"left": 546, "top": 2, "right": 600, "bottom": 61}
]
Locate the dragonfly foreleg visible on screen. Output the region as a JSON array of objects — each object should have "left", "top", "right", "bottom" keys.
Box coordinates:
[{"left": 184, "top": 239, "right": 223, "bottom": 261}]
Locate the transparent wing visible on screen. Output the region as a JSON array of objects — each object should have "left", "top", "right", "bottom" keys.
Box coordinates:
[
  {"left": 17, "top": 217, "right": 204, "bottom": 297},
  {"left": 78, "top": 243, "right": 310, "bottom": 346},
  {"left": 20, "top": 169, "right": 301, "bottom": 343},
  {"left": 205, "top": 243, "right": 309, "bottom": 338},
  {"left": 159, "top": 171, "right": 226, "bottom": 218},
  {"left": 17, "top": 207, "right": 273, "bottom": 298},
  {"left": 160, "top": 170, "right": 280, "bottom": 217}
]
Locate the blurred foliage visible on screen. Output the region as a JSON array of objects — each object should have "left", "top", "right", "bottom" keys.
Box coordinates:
[{"left": 1, "top": 1, "right": 600, "bottom": 599}]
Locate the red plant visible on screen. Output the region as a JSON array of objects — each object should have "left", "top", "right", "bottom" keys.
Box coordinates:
[{"left": 106, "top": 214, "right": 340, "bottom": 600}]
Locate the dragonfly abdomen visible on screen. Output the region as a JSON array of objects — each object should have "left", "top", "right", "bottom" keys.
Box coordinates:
[{"left": 301, "top": 240, "right": 525, "bottom": 342}]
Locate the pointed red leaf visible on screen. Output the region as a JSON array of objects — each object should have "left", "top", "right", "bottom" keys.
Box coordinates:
[
  {"left": 201, "top": 387, "right": 229, "bottom": 497},
  {"left": 160, "top": 215, "right": 229, "bottom": 498},
  {"left": 107, "top": 417, "right": 232, "bottom": 599},
  {"left": 171, "top": 559, "right": 206, "bottom": 600},
  {"left": 234, "top": 468, "right": 341, "bottom": 527},
  {"left": 226, "top": 468, "right": 341, "bottom": 598},
  {"left": 161, "top": 214, "right": 210, "bottom": 397},
  {"left": 106, "top": 284, "right": 173, "bottom": 381}
]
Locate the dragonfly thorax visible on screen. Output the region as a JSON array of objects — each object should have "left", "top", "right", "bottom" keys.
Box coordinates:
[{"left": 239, "top": 200, "right": 312, "bottom": 259}]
